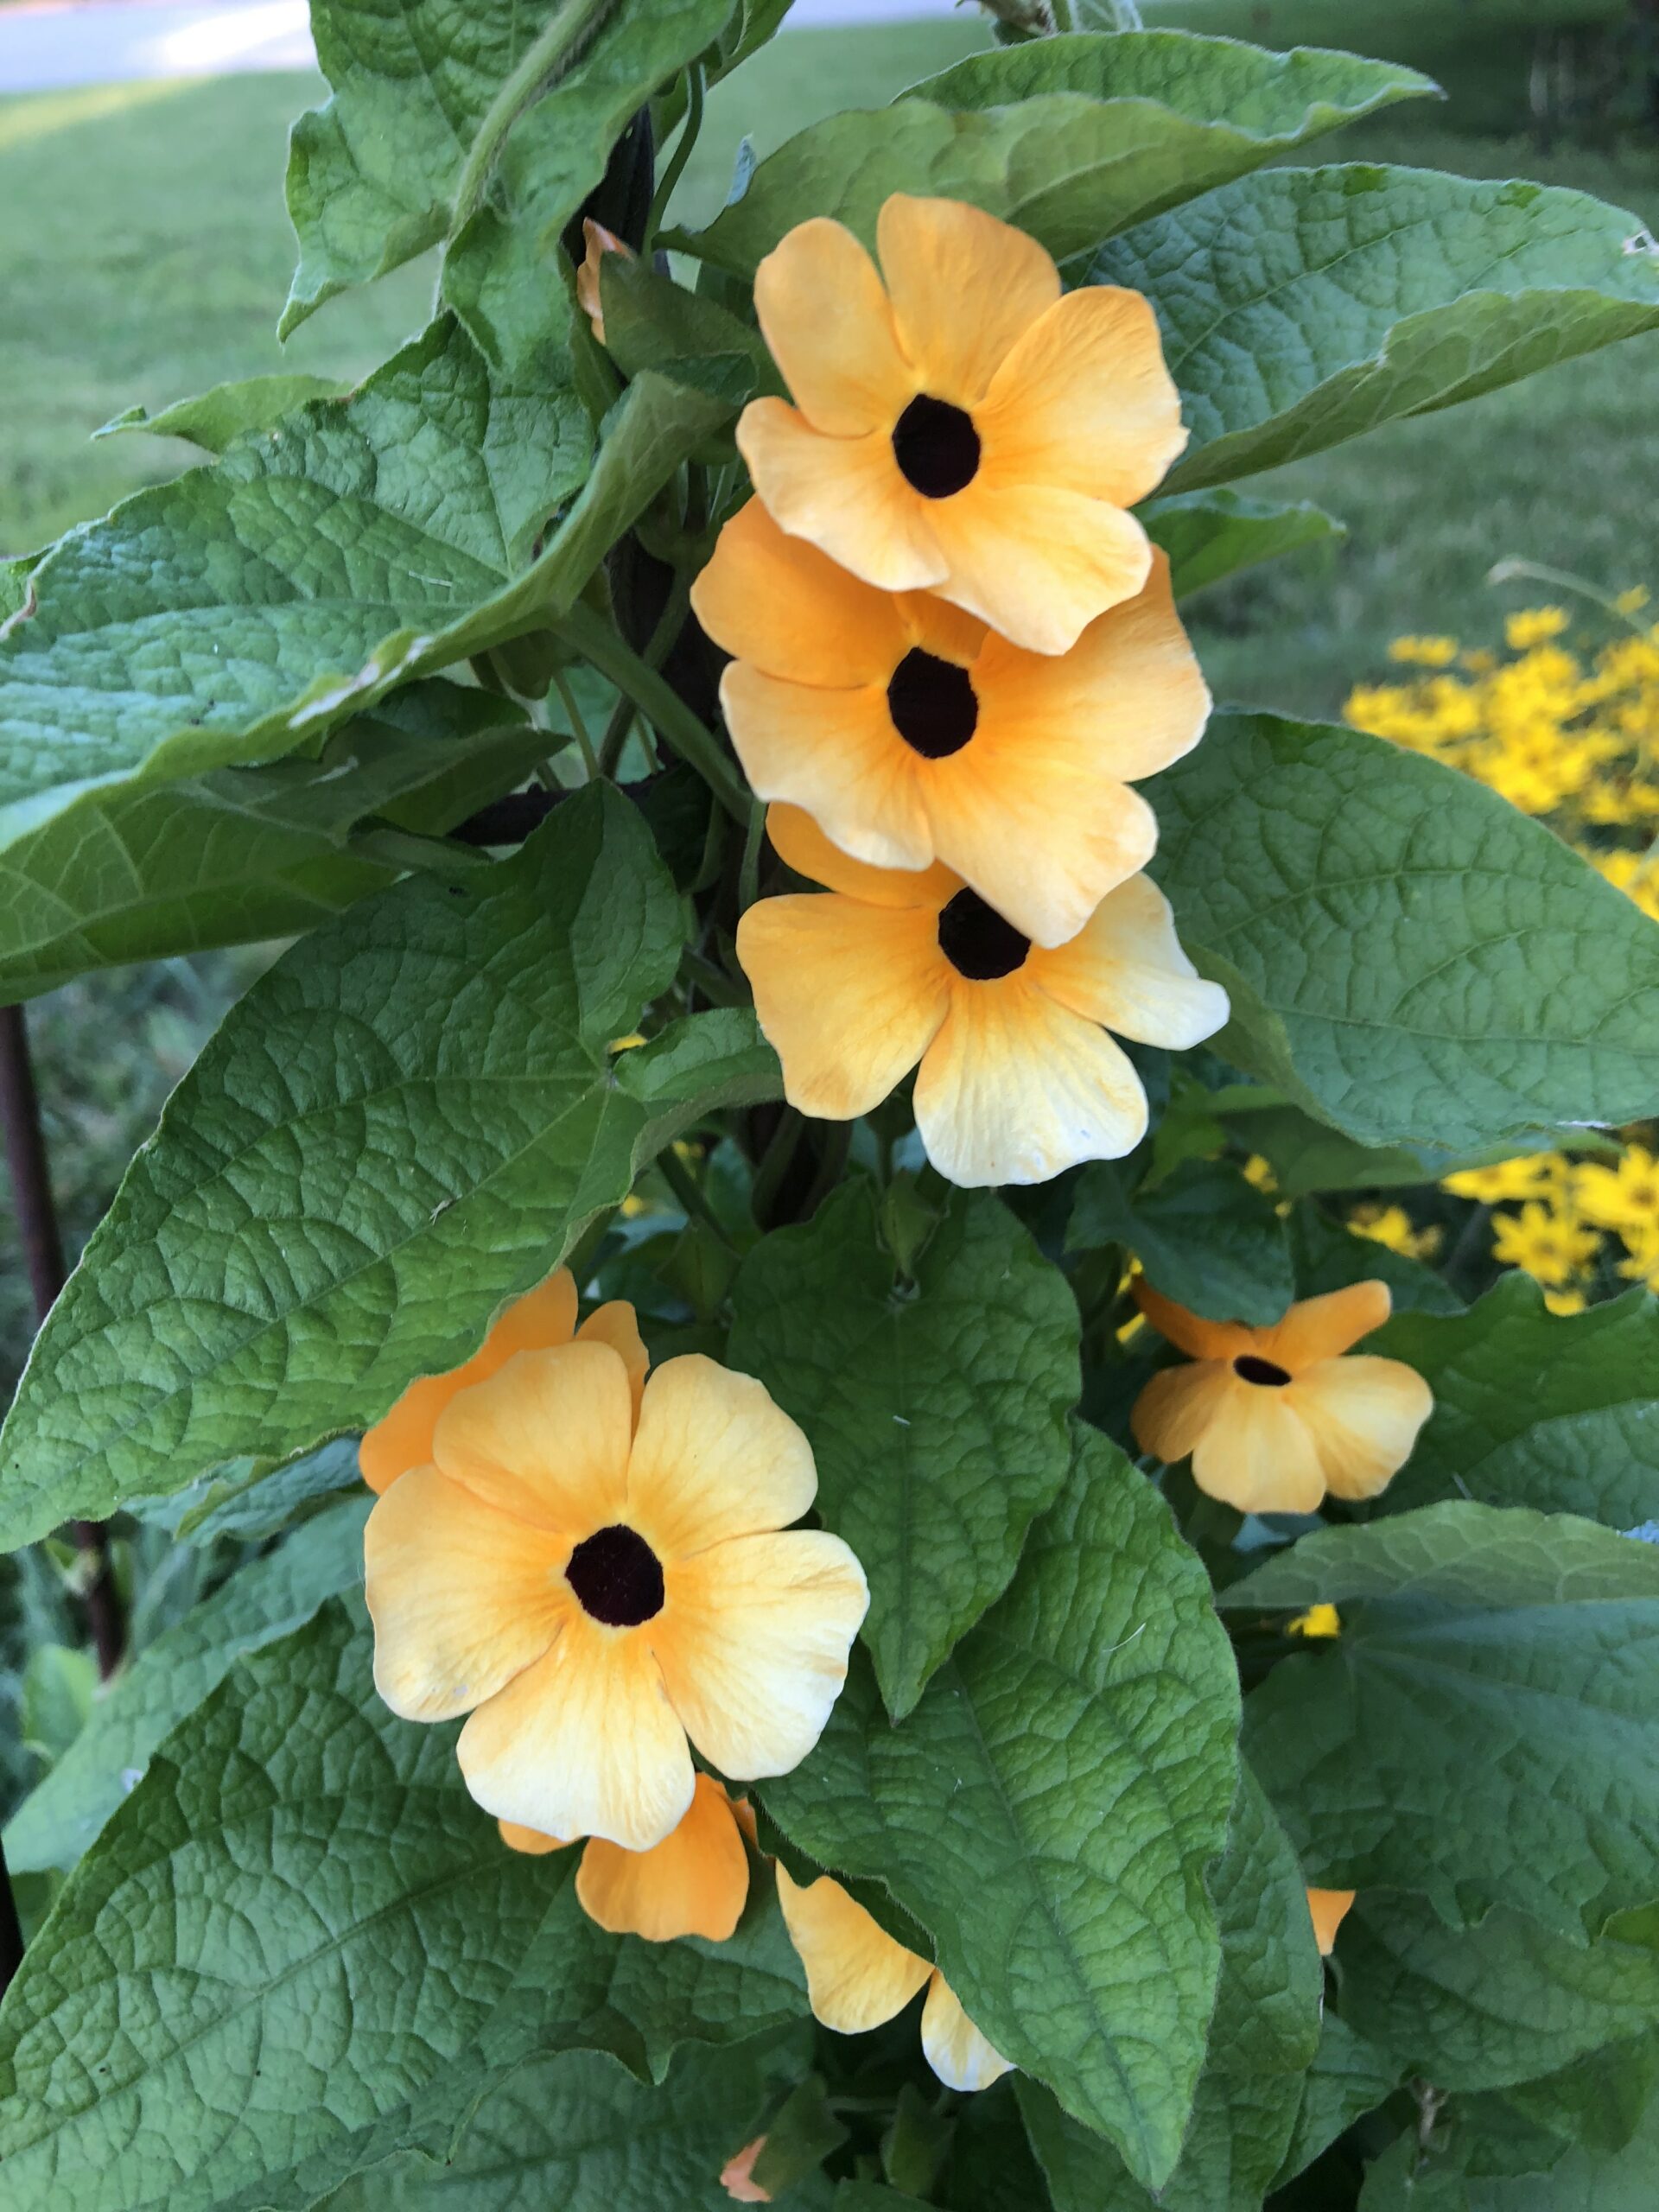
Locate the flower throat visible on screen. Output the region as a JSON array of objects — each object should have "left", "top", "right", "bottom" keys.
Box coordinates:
[
  {"left": 938, "top": 888, "right": 1028, "bottom": 981},
  {"left": 893, "top": 395, "right": 980, "bottom": 498},
  {"left": 887, "top": 649, "right": 978, "bottom": 759},
  {"left": 566, "top": 1523, "right": 664, "bottom": 1625}
]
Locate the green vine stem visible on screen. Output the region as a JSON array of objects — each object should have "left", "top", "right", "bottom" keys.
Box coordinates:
[
  {"left": 645, "top": 62, "right": 705, "bottom": 251},
  {"left": 556, "top": 601, "right": 750, "bottom": 820},
  {"left": 448, "top": 0, "right": 623, "bottom": 237}
]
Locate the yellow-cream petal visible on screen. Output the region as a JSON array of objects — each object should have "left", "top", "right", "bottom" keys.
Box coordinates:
[
  {"left": 690, "top": 498, "right": 906, "bottom": 686},
  {"left": 919, "top": 1973, "right": 1014, "bottom": 2093},
  {"left": 775, "top": 1865, "right": 931, "bottom": 2033},
  {"left": 1133, "top": 1280, "right": 1262, "bottom": 1362},
  {"left": 973, "top": 550, "right": 1209, "bottom": 785},
  {"left": 1306, "top": 1888, "right": 1357, "bottom": 1957},
  {"left": 575, "top": 1300, "right": 649, "bottom": 1424},
  {"left": 1130, "top": 1359, "right": 1235, "bottom": 1465},
  {"left": 365, "top": 1465, "right": 570, "bottom": 1722},
  {"left": 457, "top": 1613, "right": 695, "bottom": 1852},
  {"left": 926, "top": 482, "right": 1152, "bottom": 656},
  {"left": 766, "top": 801, "right": 957, "bottom": 908},
  {"left": 721, "top": 664, "right": 935, "bottom": 874},
  {"left": 575, "top": 1771, "right": 750, "bottom": 1943},
  {"left": 912, "top": 977, "right": 1147, "bottom": 1187},
  {"left": 1027, "top": 874, "right": 1230, "bottom": 1047},
  {"left": 653, "top": 1529, "right": 869, "bottom": 1780},
  {"left": 1189, "top": 1380, "right": 1327, "bottom": 1515},
  {"left": 875, "top": 194, "right": 1060, "bottom": 405},
  {"left": 753, "top": 216, "right": 917, "bottom": 436},
  {"left": 627, "top": 1352, "right": 817, "bottom": 1559},
  {"left": 1262, "top": 1281, "right": 1394, "bottom": 1370},
  {"left": 738, "top": 893, "right": 952, "bottom": 1122},
  {"left": 499, "top": 1819, "right": 571, "bottom": 1855},
  {"left": 359, "top": 1269, "right": 578, "bottom": 1495},
  {"left": 978, "top": 285, "right": 1185, "bottom": 508},
  {"left": 431, "top": 1339, "right": 632, "bottom": 1535},
  {"left": 737, "top": 399, "right": 946, "bottom": 594},
  {"left": 1287, "top": 1355, "right": 1434, "bottom": 1501}
]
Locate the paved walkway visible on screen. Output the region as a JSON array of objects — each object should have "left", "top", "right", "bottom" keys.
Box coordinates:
[{"left": 0, "top": 0, "right": 960, "bottom": 93}]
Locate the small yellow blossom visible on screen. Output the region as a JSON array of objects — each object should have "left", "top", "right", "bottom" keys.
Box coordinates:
[
  {"left": 1287, "top": 1604, "right": 1342, "bottom": 1639},
  {"left": 1388, "top": 634, "right": 1460, "bottom": 667},
  {"left": 1241, "top": 1154, "right": 1278, "bottom": 1193},
  {"left": 1441, "top": 1153, "right": 1564, "bottom": 1205},
  {"left": 1505, "top": 606, "right": 1569, "bottom": 650},
  {"left": 1347, "top": 1204, "right": 1443, "bottom": 1262},
  {"left": 1574, "top": 1144, "right": 1659, "bottom": 1232},
  {"left": 1490, "top": 1203, "right": 1602, "bottom": 1289},
  {"left": 1615, "top": 587, "right": 1650, "bottom": 617},
  {"left": 1544, "top": 1287, "right": 1589, "bottom": 1315}
]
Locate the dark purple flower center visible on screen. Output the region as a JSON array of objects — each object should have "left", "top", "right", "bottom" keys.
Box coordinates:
[
  {"left": 938, "top": 888, "right": 1028, "bottom": 982},
  {"left": 887, "top": 648, "right": 978, "bottom": 760},
  {"left": 566, "top": 1523, "right": 664, "bottom": 1625},
  {"left": 1234, "top": 1355, "right": 1292, "bottom": 1388},
  {"left": 893, "top": 395, "right": 981, "bottom": 499}
]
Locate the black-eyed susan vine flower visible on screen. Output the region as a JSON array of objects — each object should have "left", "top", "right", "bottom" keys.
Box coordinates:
[
  {"left": 736, "top": 804, "right": 1229, "bottom": 1188},
  {"left": 691, "top": 499, "right": 1208, "bottom": 946},
  {"left": 776, "top": 1866, "right": 1010, "bottom": 2094},
  {"left": 1306, "top": 1888, "right": 1356, "bottom": 1957},
  {"left": 497, "top": 1771, "right": 756, "bottom": 1943},
  {"left": 357, "top": 1266, "right": 646, "bottom": 1495},
  {"left": 736, "top": 194, "right": 1185, "bottom": 657},
  {"left": 365, "top": 1341, "right": 868, "bottom": 1850},
  {"left": 1131, "top": 1281, "right": 1433, "bottom": 1514}
]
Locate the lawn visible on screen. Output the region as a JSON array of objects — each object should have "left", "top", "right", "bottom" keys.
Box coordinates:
[{"left": 2, "top": 13, "right": 1657, "bottom": 1378}]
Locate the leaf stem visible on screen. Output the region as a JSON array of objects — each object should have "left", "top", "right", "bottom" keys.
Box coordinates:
[
  {"left": 448, "top": 0, "right": 622, "bottom": 237},
  {"left": 551, "top": 669, "right": 600, "bottom": 780},
  {"left": 559, "top": 601, "right": 748, "bottom": 819},
  {"left": 645, "top": 61, "right": 704, "bottom": 250},
  {"left": 658, "top": 1145, "right": 735, "bottom": 1248},
  {"left": 738, "top": 798, "right": 766, "bottom": 912}
]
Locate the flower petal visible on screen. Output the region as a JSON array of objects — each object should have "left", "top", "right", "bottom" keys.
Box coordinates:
[
  {"left": 1306, "top": 1887, "right": 1357, "bottom": 1957},
  {"left": 358, "top": 1269, "right": 578, "bottom": 1495},
  {"left": 653, "top": 1529, "right": 868, "bottom": 1780},
  {"left": 1262, "top": 1281, "right": 1393, "bottom": 1368},
  {"left": 432, "top": 1339, "right": 632, "bottom": 1535},
  {"left": 919, "top": 1973, "right": 1014, "bottom": 2093},
  {"left": 575, "top": 1771, "right": 750, "bottom": 1943},
  {"left": 628, "top": 1353, "right": 817, "bottom": 1559},
  {"left": 978, "top": 284, "right": 1185, "bottom": 508},
  {"left": 766, "top": 801, "right": 957, "bottom": 908},
  {"left": 690, "top": 498, "right": 906, "bottom": 686},
  {"left": 722, "top": 664, "right": 934, "bottom": 873},
  {"left": 912, "top": 977, "right": 1147, "bottom": 1187},
  {"left": 926, "top": 482, "right": 1152, "bottom": 656},
  {"left": 753, "top": 217, "right": 916, "bottom": 436},
  {"left": 738, "top": 893, "right": 951, "bottom": 1122},
  {"left": 499, "top": 1819, "right": 571, "bottom": 1856},
  {"left": 1133, "top": 1281, "right": 1258, "bottom": 1362},
  {"left": 458, "top": 1614, "right": 695, "bottom": 1851},
  {"left": 1287, "top": 1355, "right": 1433, "bottom": 1501},
  {"left": 1189, "top": 1379, "right": 1326, "bottom": 1515},
  {"left": 1130, "top": 1359, "right": 1235, "bottom": 1465},
  {"left": 775, "top": 1865, "right": 931, "bottom": 2033},
  {"left": 575, "top": 1300, "right": 649, "bottom": 1425},
  {"left": 1028, "top": 874, "right": 1230, "bottom": 1047},
  {"left": 365, "top": 1465, "right": 570, "bottom": 1722},
  {"left": 875, "top": 194, "right": 1059, "bottom": 405},
  {"left": 737, "top": 399, "right": 945, "bottom": 594}
]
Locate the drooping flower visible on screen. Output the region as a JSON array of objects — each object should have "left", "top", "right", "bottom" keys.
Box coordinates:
[
  {"left": 575, "top": 217, "right": 632, "bottom": 346},
  {"left": 498, "top": 1771, "right": 755, "bottom": 1943},
  {"left": 691, "top": 499, "right": 1207, "bottom": 946},
  {"left": 736, "top": 806, "right": 1226, "bottom": 1188},
  {"left": 1130, "top": 1280, "right": 1433, "bottom": 1513},
  {"left": 365, "top": 1342, "right": 868, "bottom": 1851},
  {"left": 775, "top": 1865, "right": 1010, "bottom": 2094},
  {"left": 1306, "top": 1888, "right": 1356, "bottom": 1957},
  {"left": 736, "top": 194, "right": 1185, "bottom": 656},
  {"left": 358, "top": 1267, "right": 646, "bottom": 1495}
]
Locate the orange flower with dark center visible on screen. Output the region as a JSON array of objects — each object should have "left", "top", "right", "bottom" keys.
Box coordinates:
[
  {"left": 736, "top": 805, "right": 1227, "bottom": 1187},
  {"left": 736, "top": 194, "right": 1185, "bottom": 656},
  {"left": 691, "top": 500, "right": 1207, "bottom": 946},
  {"left": 1131, "top": 1280, "right": 1433, "bottom": 1512},
  {"left": 498, "top": 1772, "right": 756, "bottom": 1944}
]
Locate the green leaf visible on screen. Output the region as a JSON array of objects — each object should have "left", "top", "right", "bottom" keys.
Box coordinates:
[
  {"left": 5, "top": 1496, "right": 370, "bottom": 1874},
  {"left": 942, "top": 2079, "right": 1054, "bottom": 2212},
  {"left": 677, "top": 33, "right": 1434, "bottom": 272},
  {"left": 760, "top": 1427, "right": 1240, "bottom": 2191},
  {"left": 1273, "top": 2014, "right": 1402, "bottom": 2190},
  {"left": 1217, "top": 1098, "right": 1507, "bottom": 1201},
  {"left": 1369, "top": 1278, "right": 1659, "bottom": 1527},
  {"left": 440, "top": 0, "right": 736, "bottom": 374},
  {"left": 321, "top": 2042, "right": 774, "bottom": 2210},
  {"left": 1090, "top": 165, "right": 1659, "bottom": 495},
  {"left": 600, "top": 257, "right": 777, "bottom": 411},
  {"left": 728, "top": 1181, "right": 1080, "bottom": 1719},
  {"left": 1067, "top": 1155, "right": 1294, "bottom": 1325},
  {"left": 0, "top": 328, "right": 723, "bottom": 858},
  {"left": 0, "top": 683, "right": 546, "bottom": 1004},
  {"left": 1340, "top": 1891, "right": 1659, "bottom": 2091},
  {"left": 1150, "top": 711, "right": 1659, "bottom": 1152},
  {"left": 95, "top": 374, "right": 352, "bottom": 453},
  {"left": 0, "top": 788, "right": 745, "bottom": 1549},
  {"left": 1143, "top": 487, "right": 1344, "bottom": 601},
  {"left": 1499, "top": 2031, "right": 1659, "bottom": 2157},
  {"left": 18, "top": 1643, "right": 97, "bottom": 1771},
  {"left": 138, "top": 1437, "right": 364, "bottom": 1545},
  {"left": 1291, "top": 1207, "right": 1463, "bottom": 1318},
  {"left": 0, "top": 1601, "right": 561, "bottom": 2212},
  {"left": 1358, "top": 2133, "right": 1470, "bottom": 2211},
  {"left": 1015, "top": 1763, "right": 1322, "bottom": 2212},
  {"left": 1463, "top": 2098, "right": 1659, "bottom": 2212},
  {"left": 1224, "top": 1503, "right": 1659, "bottom": 1939}
]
